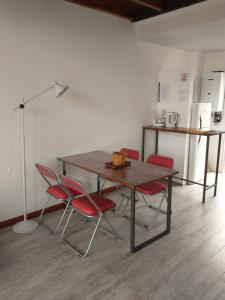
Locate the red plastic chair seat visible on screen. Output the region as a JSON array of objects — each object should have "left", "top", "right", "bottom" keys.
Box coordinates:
[
  {"left": 47, "top": 185, "right": 79, "bottom": 200},
  {"left": 136, "top": 181, "right": 166, "bottom": 196},
  {"left": 71, "top": 194, "right": 116, "bottom": 216}
]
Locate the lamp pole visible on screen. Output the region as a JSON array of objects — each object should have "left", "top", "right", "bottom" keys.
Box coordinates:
[{"left": 13, "top": 81, "right": 68, "bottom": 233}]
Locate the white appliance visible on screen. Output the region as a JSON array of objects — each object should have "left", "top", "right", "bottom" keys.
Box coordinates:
[
  {"left": 201, "top": 71, "right": 225, "bottom": 112},
  {"left": 188, "top": 103, "right": 212, "bottom": 182}
]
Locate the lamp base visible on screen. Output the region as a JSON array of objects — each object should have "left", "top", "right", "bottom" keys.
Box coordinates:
[{"left": 13, "top": 220, "right": 38, "bottom": 234}]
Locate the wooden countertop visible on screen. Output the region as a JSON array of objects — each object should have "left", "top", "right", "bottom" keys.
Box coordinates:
[{"left": 143, "top": 125, "right": 225, "bottom": 136}]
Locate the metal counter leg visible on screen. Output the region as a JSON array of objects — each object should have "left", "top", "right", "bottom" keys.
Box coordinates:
[
  {"left": 203, "top": 136, "right": 210, "bottom": 204},
  {"left": 167, "top": 176, "right": 172, "bottom": 232},
  {"left": 142, "top": 128, "right": 145, "bottom": 161},
  {"left": 214, "top": 134, "right": 222, "bottom": 197}
]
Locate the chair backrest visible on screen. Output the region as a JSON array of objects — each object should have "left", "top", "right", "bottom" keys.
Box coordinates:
[
  {"left": 59, "top": 175, "right": 101, "bottom": 212},
  {"left": 35, "top": 163, "right": 58, "bottom": 185},
  {"left": 120, "top": 148, "right": 139, "bottom": 160},
  {"left": 59, "top": 175, "right": 84, "bottom": 196},
  {"left": 147, "top": 154, "right": 173, "bottom": 169}
]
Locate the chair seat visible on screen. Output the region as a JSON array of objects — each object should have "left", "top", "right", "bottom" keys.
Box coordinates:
[
  {"left": 71, "top": 194, "right": 116, "bottom": 216},
  {"left": 136, "top": 181, "right": 166, "bottom": 196},
  {"left": 47, "top": 185, "right": 79, "bottom": 200}
]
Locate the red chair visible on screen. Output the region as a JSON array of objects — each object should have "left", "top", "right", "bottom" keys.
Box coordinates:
[
  {"left": 136, "top": 154, "right": 174, "bottom": 227},
  {"left": 59, "top": 175, "right": 121, "bottom": 257},
  {"left": 35, "top": 163, "right": 80, "bottom": 234},
  {"left": 120, "top": 148, "right": 139, "bottom": 160}
]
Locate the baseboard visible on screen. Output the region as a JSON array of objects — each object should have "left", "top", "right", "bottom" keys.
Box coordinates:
[
  {"left": 0, "top": 186, "right": 118, "bottom": 230},
  {"left": 0, "top": 203, "right": 65, "bottom": 230}
]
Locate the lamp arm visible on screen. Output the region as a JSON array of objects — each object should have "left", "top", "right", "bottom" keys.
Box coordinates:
[
  {"left": 14, "top": 85, "right": 53, "bottom": 110},
  {"left": 24, "top": 85, "right": 53, "bottom": 105}
]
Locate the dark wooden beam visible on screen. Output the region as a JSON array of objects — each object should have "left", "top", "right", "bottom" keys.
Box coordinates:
[
  {"left": 132, "top": 0, "right": 164, "bottom": 11},
  {"left": 65, "top": 0, "right": 133, "bottom": 21},
  {"left": 165, "top": 0, "right": 205, "bottom": 11}
]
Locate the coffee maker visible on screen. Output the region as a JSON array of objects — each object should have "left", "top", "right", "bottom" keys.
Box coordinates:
[{"left": 165, "top": 112, "right": 180, "bottom": 127}]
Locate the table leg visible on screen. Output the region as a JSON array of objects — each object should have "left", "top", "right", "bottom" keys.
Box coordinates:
[
  {"left": 130, "top": 187, "right": 136, "bottom": 253},
  {"left": 63, "top": 162, "right": 66, "bottom": 175},
  {"left": 132, "top": 176, "right": 173, "bottom": 253},
  {"left": 97, "top": 175, "right": 100, "bottom": 194},
  {"left": 167, "top": 176, "right": 172, "bottom": 232},
  {"left": 141, "top": 128, "right": 145, "bottom": 161},
  {"left": 203, "top": 136, "right": 210, "bottom": 204},
  {"left": 214, "top": 134, "right": 222, "bottom": 197},
  {"left": 155, "top": 130, "right": 158, "bottom": 155}
]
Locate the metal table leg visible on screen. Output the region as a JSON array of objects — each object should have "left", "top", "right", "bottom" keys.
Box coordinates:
[
  {"left": 132, "top": 176, "right": 173, "bottom": 253},
  {"left": 130, "top": 187, "right": 136, "bottom": 253},
  {"left": 97, "top": 175, "right": 100, "bottom": 194},
  {"left": 63, "top": 162, "right": 66, "bottom": 175},
  {"left": 142, "top": 128, "right": 145, "bottom": 162},
  {"left": 203, "top": 136, "right": 210, "bottom": 204},
  {"left": 214, "top": 133, "right": 222, "bottom": 197},
  {"left": 155, "top": 130, "right": 159, "bottom": 155}
]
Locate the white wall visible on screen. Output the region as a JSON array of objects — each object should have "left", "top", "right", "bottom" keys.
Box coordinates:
[
  {"left": 202, "top": 51, "right": 225, "bottom": 171},
  {"left": 0, "top": 0, "right": 197, "bottom": 222},
  {"left": 137, "top": 42, "right": 201, "bottom": 179}
]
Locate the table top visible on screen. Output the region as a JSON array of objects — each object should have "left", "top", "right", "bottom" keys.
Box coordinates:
[
  {"left": 57, "top": 151, "right": 178, "bottom": 188},
  {"left": 143, "top": 125, "right": 225, "bottom": 136}
]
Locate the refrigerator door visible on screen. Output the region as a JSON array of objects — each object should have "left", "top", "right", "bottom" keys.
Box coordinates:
[
  {"left": 188, "top": 135, "right": 207, "bottom": 182},
  {"left": 191, "top": 103, "right": 212, "bottom": 129},
  {"left": 188, "top": 103, "right": 212, "bottom": 182}
]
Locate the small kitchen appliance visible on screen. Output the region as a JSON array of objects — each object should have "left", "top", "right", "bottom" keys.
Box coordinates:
[
  {"left": 152, "top": 109, "right": 166, "bottom": 127},
  {"left": 165, "top": 112, "right": 180, "bottom": 128}
]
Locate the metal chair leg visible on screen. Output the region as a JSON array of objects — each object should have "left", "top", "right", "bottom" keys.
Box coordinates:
[
  {"left": 61, "top": 212, "right": 103, "bottom": 257},
  {"left": 39, "top": 194, "right": 71, "bottom": 234},
  {"left": 38, "top": 195, "right": 51, "bottom": 224},
  {"left": 102, "top": 215, "right": 121, "bottom": 239},
  {"left": 61, "top": 208, "right": 73, "bottom": 240},
  {"left": 116, "top": 195, "right": 126, "bottom": 211},
  {"left": 138, "top": 191, "right": 170, "bottom": 229},
  {"left": 119, "top": 193, "right": 148, "bottom": 229},
  {"left": 82, "top": 216, "right": 102, "bottom": 257},
  {"left": 55, "top": 200, "right": 71, "bottom": 233},
  {"left": 151, "top": 193, "right": 166, "bottom": 228},
  {"left": 121, "top": 198, "right": 130, "bottom": 216}
]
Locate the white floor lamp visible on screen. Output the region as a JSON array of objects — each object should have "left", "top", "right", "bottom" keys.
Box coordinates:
[{"left": 13, "top": 81, "right": 69, "bottom": 234}]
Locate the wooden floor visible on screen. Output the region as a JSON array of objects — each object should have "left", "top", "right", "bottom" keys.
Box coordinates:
[{"left": 1, "top": 173, "right": 225, "bottom": 300}]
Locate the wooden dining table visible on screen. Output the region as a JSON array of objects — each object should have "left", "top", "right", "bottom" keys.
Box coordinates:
[{"left": 57, "top": 151, "right": 178, "bottom": 253}]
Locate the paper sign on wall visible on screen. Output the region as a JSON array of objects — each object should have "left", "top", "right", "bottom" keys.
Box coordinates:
[{"left": 159, "top": 84, "right": 170, "bottom": 102}]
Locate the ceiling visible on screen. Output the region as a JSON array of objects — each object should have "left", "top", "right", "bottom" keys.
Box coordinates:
[
  {"left": 65, "top": 0, "right": 205, "bottom": 22},
  {"left": 135, "top": 0, "right": 225, "bottom": 52}
]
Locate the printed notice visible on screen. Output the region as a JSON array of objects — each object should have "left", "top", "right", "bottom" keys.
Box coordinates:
[{"left": 160, "top": 84, "right": 170, "bottom": 102}]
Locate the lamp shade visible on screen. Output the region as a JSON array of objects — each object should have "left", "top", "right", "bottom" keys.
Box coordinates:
[{"left": 52, "top": 81, "right": 69, "bottom": 98}]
